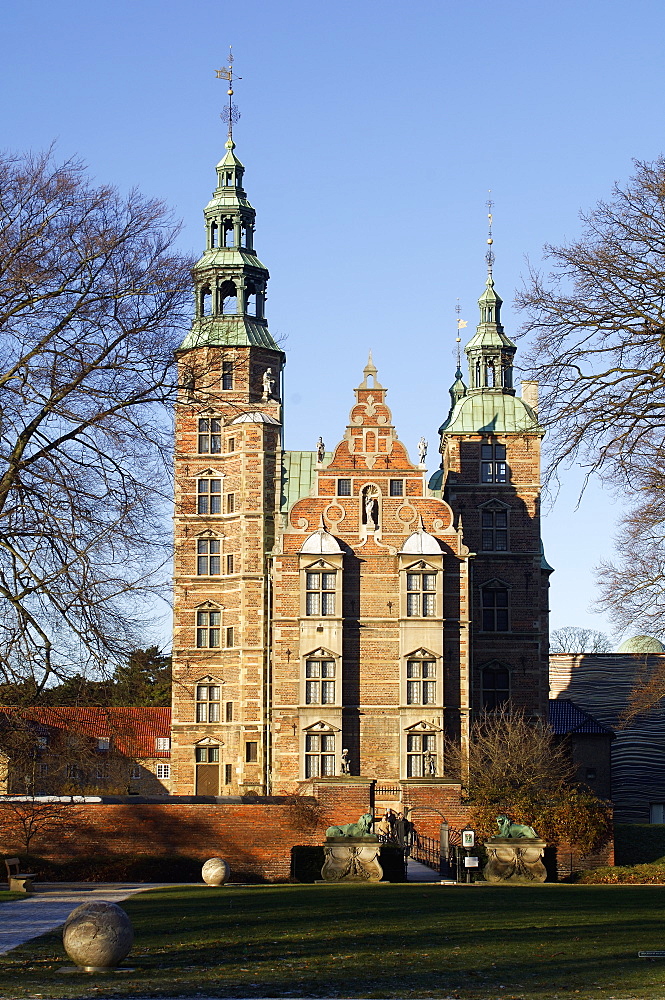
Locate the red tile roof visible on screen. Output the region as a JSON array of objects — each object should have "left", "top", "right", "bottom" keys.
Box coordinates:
[{"left": 4, "top": 707, "right": 172, "bottom": 758}]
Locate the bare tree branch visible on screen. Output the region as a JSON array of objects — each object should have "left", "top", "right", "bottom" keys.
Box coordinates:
[{"left": 0, "top": 150, "right": 194, "bottom": 692}]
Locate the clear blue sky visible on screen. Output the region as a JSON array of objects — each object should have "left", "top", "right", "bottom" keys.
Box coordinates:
[{"left": 2, "top": 0, "right": 661, "bottom": 646}]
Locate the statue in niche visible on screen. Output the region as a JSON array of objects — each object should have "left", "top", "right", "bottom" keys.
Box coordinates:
[
  {"left": 262, "top": 368, "right": 275, "bottom": 401},
  {"left": 362, "top": 486, "right": 379, "bottom": 530},
  {"left": 418, "top": 436, "right": 428, "bottom": 464},
  {"left": 340, "top": 748, "right": 350, "bottom": 774},
  {"left": 316, "top": 436, "right": 325, "bottom": 463},
  {"left": 424, "top": 749, "right": 437, "bottom": 776}
]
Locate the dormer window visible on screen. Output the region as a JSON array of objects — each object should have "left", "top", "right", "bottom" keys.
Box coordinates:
[
  {"left": 155, "top": 737, "right": 171, "bottom": 751},
  {"left": 97, "top": 737, "right": 110, "bottom": 751}
]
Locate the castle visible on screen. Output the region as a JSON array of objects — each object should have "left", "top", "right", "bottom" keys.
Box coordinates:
[{"left": 168, "top": 132, "right": 551, "bottom": 797}]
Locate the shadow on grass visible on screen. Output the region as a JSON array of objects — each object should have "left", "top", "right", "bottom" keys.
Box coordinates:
[{"left": 2, "top": 884, "right": 665, "bottom": 999}]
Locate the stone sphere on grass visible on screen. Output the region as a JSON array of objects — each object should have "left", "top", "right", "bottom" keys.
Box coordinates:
[
  {"left": 202, "top": 857, "right": 231, "bottom": 885},
  {"left": 62, "top": 901, "right": 133, "bottom": 970}
]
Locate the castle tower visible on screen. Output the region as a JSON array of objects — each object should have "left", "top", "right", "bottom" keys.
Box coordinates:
[
  {"left": 170, "top": 130, "right": 285, "bottom": 795},
  {"left": 430, "top": 256, "right": 551, "bottom": 721}
]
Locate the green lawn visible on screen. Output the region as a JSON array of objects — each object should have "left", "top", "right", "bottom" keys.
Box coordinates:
[{"left": 3, "top": 883, "right": 665, "bottom": 999}]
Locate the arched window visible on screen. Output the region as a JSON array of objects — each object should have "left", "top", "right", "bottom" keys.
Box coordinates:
[
  {"left": 220, "top": 281, "right": 237, "bottom": 315},
  {"left": 210, "top": 222, "right": 218, "bottom": 248},
  {"left": 245, "top": 284, "right": 257, "bottom": 316},
  {"left": 223, "top": 221, "right": 234, "bottom": 248},
  {"left": 200, "top": 285, "right": 212, "bottom": 316}
]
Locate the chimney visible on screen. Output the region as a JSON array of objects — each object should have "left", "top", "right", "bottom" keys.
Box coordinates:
[{"left": 521, "top": 380, "right": 538, "bottom": 412}]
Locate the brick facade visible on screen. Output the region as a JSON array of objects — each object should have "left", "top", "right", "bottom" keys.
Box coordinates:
[{"left": 169, "top": 138, "right": 550, "bottom": 803}]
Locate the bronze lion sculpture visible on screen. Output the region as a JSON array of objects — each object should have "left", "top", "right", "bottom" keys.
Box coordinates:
[
  {"left": 326, "top": 812, "right": 375, "bottom": 838},
  {"left": 496, "top": 814, "right": 539, "bottom": 839}
]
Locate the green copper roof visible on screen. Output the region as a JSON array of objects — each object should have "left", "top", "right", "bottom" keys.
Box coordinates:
[
  {"left": 439, "top": 392, "right": 544, "bottom": 435},
  {"left": 180, "top": 316, "right": 280, "bottom": 351},
  {"left": 280, "top": 451, "right": 332, "bottom": 513},
  {"left": 195, "top": 249, "right": 267, "bottom": 271}
]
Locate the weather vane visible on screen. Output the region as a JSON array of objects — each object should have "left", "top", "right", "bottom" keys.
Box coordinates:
[
  {"left": 455, "top": 298, "right": 467, "bottom": 371},
  {"left": 216, "top": 47, "right": 241, "bottom": 140},
  {"left": 486, "top": 190, "right": 495, "bottom": 276}
]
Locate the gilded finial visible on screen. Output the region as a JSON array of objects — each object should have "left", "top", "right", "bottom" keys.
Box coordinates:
[
  {"left": 216, "top": 46, "right": 241, "bottom": 141},
  {"left": 486, "top": 190, "right": 495, "bottom": 277}
]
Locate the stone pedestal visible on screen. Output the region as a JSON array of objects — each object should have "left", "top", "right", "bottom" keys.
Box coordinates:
[
  {"left": 483, "top": 838, "right": 547, "bottom": 884},
  {"left": 321, "top": 837, "right": 383, "bottom": 882}
]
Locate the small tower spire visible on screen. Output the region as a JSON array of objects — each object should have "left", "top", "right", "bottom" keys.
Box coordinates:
[
  {"left": 485, "top": 191, "right": 495, "bottom": 278},
  {"left": 216, "top": 47, "right": 241, "bottom": 142},
  {"left": 449, "top": 300, "right": 467, "bottom": 407}
]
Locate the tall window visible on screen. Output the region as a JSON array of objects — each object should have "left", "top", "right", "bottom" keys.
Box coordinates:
[
  {"left": 198, "top": 418, "right": 221, "bottom": 454},
  {"left": 222, "top": 361, "right": 233, "bottom": 390},
  {"left": 305, "top": 732, "right": 335, "bottom": 777},
  {"left": 197, "top": 683, "right": 221, "bottom": 722},
  {"left": 198, "top": 479, "right": 222, "bottom": 514},
  {"left": 306, "top": 571, "right": 336, "bottom": 616},
  {"left": 226, "top": 493, "right": 235, "bottom": 514},
  {"left": 197, "top": 538, "right": 221, "bottom": 575},
  {"left": 196, "top": 610, "right": 221, "bottom": 648},
  {"left": 481, "top": 443, "right": 507, "bottom": 483},
  {"left": 245, "top": 741, "right": 258, "bottom": 763},
  {"left": 305, "top": 658, "right": 336, "bottom": 704},
  {"left": 406, "top": 571, "right": 436, "bottom": 617},
  {"left": 406, "top": 732, "right": 436, "bottom": 777},
  {"left": 482, "top": 665, "right": 510, "bottom": 709},
  {"left": 406, "top": 660, "right": 436, "bottom": 704},
  {"left": 157, "top": 763, "right": 170, "bottom": 780},
  {"left": 481, "top": 588, "right": 509, "bottom": 631},
  {"left": 481, "top": 508, "right": 508, "bottom": 550}
]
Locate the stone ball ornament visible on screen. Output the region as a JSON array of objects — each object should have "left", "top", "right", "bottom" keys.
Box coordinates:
[
  {"left": 202, "top": 857, "right": 231, "bottom": 885},
  {"left": 62, "top": 901, "right": 134, "bottom": 970}
]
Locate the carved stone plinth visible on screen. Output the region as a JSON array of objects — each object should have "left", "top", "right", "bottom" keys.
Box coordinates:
[
  {"left": 321, "top": 837, "right": 383, "bottom": 882},
  {"left": 483, "top": 838, "right": 547, "bottom": 884}
]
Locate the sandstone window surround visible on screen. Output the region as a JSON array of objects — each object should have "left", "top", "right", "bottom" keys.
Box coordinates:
[
  {"left": 303, "top": 649, "right": 338, "bottom": 705},
  {"left": 405, "top": 567, "right": 437, "bottom": 618},
  {"left": 480, "top": 580, "right": 511, "bottom": 632},
  {"left": 196, "top": 678, "right": 223, "bottom": 722},
  {"left": 197, "top": 476, "right": 223, "bottom": 515},
  {"left": 195, "top": 605, "right": 222, "bottom": 648},
  {"left": 406, "top": 656, "right": 437, "bottom": 705},
  {"left": 197, "top": 536, "right": 221, "bottom": 576},
  {"left": 303, "top": 725, "right": 337, "bottom": 778},
  {"left": 198, "top": 417, "right": 222, "bottom": 454},
  {"left": 402, "top": 721, "right": 442, "bottom": 778}
]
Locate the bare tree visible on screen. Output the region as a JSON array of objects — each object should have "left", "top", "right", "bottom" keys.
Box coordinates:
[
  {"left": 550, "top": 627, "right": 612, "bottom": 654},
  {"left": 445, "top": 706, "right": 612, "bottom": 847},
  {"left": 518, "top": 158, "right": 665, "bottom": 637},
  {"left": 0, "top": 150, "right": 193, "bottom": 694},
  {"left": 0, "top": 796, "right": 80, "bottom": 859}
]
